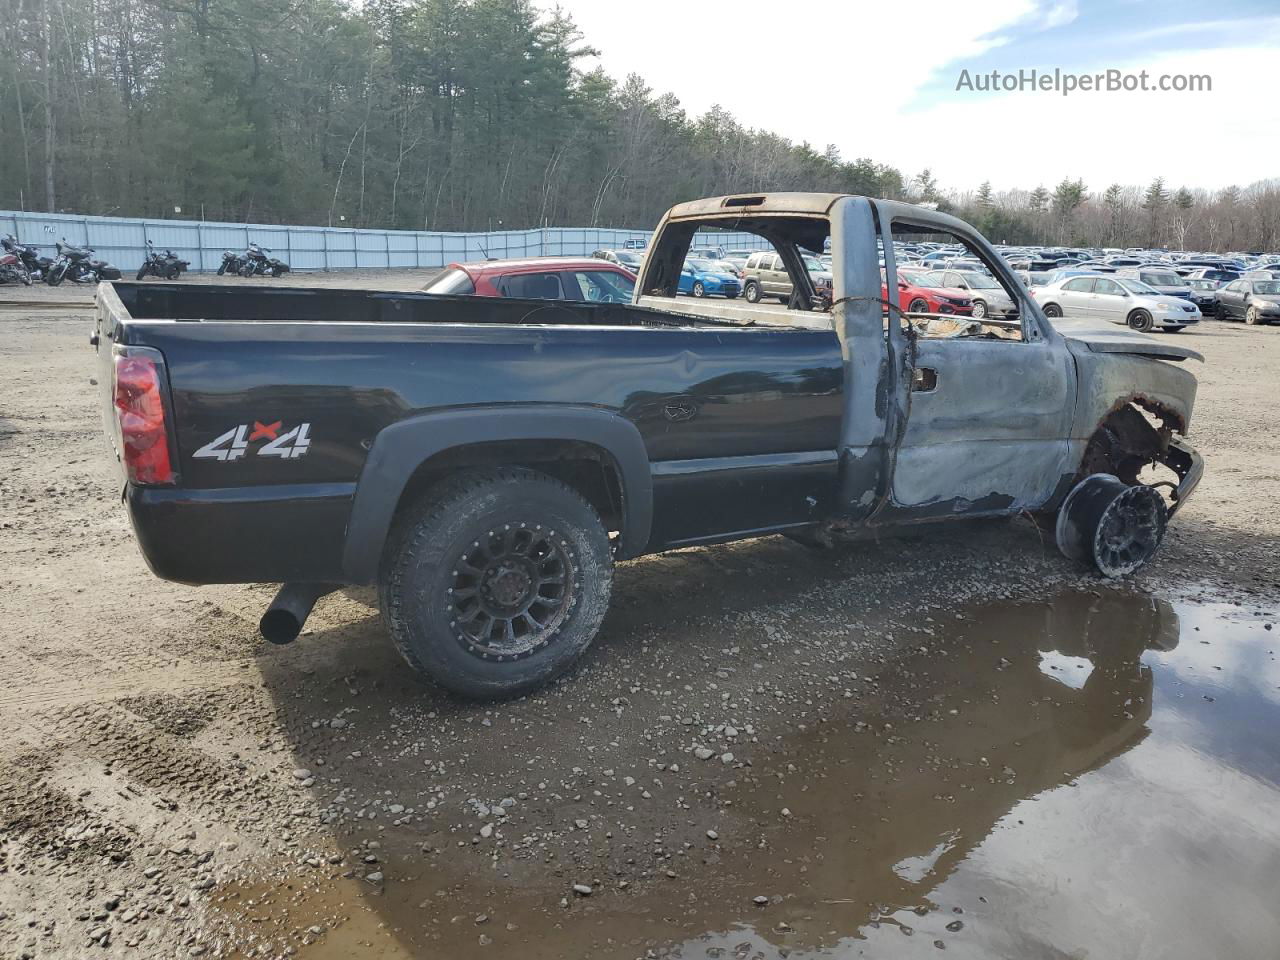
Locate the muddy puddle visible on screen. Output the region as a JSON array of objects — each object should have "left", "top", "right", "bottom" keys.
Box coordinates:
[{"left": 217, "top": 588, "right": 1280, "bottom": 959}]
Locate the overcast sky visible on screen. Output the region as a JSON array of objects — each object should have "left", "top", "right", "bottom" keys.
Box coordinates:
[{"left": 536, "top": 0, "right": 1280, "bottom": 195}]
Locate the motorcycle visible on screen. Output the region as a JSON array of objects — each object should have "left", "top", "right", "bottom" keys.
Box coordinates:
[
  {"left": 217, "top": 249, "right": 244, "bottom": 276},
  {"left": 0, "top": 250, "right": 32, "bottom": 285},
  {"left": 45, "top": 238, "right": 122, "bottom": 286},
  {"left": 136, "top": 239, "right": 189, "bottom": 280},
  {"left": 238, "top": 242, "right": 290, "bottom": 277},
  {"left": 1, "top": 234, "right": 51, "bottom": 282}
]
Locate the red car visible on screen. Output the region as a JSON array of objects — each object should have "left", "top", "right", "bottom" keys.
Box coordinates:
[
  {"left": 423, "top": 256, "right": 637, "bottom": 303},
  {"left": 892, "top": 267, "right": 975, "bottom": 315}
]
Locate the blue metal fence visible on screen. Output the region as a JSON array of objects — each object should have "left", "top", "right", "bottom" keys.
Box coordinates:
[{"left": 0, "top": 210, "right": 773, "bottom": 273}]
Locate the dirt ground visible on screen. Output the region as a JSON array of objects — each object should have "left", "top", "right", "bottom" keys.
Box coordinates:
[{"left": 1, "top": 275, "right": 1278, "bottom": 959}]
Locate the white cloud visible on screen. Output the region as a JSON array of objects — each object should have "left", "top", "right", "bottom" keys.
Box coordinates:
[
  {"left": 539, "top": 1, "right": 1279, "bottom": 192},
  {"left": 1040, "top": 0, "right": 1080, "bottom": 30}
]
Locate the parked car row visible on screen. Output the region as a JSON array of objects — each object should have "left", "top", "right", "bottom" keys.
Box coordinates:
[{"left": 426, "top": 230, "right": 1279, "bottom": 334}]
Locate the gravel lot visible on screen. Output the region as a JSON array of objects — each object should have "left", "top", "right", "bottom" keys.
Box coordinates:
[{"left": 1, "top": 275, "right": 1277, "bottom": 959}]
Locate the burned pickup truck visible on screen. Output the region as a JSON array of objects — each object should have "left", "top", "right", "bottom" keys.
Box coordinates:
[{"left": 94, "top": 193, "right": 1202, "bottom": 697}]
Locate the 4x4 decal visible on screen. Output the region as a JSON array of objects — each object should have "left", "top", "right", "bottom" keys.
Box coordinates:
[{"left": 193, "top": 421, "right": 312, "bottom": 461}]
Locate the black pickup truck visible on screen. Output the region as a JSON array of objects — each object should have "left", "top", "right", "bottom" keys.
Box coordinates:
[{"left": 95, "top": 193, "right": 1203, "bottom": 697}]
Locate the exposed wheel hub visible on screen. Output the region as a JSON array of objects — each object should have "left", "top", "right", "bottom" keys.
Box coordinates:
[
  {"left": 481, "top": 562, "right": 534, "bottom": 610},
  {"left": 1056, "top": 473, "right": 1168, "bottom": 578}
]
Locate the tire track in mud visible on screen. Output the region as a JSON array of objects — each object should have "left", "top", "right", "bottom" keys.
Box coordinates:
[{"left": 0, "top": 659, "right": 251, "bottom": 714}]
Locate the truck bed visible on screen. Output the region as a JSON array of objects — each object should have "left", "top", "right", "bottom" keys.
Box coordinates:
[
  {"left": 112, "top": 281, "right": 744, "bottom": 329},
  {"left": 96, "top": 282, "right": 844, "bottom": 585}
]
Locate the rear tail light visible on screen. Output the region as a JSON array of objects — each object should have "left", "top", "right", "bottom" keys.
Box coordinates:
[{"left": 113, "top": 350, "right": 175, "bottom": 485}]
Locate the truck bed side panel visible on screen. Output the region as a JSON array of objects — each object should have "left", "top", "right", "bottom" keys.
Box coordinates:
[{"left": 120, "top": 319, "right": 843, "bottom": 581}]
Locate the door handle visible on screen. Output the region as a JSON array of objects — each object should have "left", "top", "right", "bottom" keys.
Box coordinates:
[{"left": 912, "top": 367, "right": 938, "bottom": 392}]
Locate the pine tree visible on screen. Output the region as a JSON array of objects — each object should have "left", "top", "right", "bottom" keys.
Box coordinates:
[{"left": 1143, "top": 178, "right": 1170, "bottom": 246}]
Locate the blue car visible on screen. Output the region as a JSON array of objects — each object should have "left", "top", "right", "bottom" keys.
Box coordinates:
[{"left": 679, "top": 258, "right": 741, "bottom": 298}]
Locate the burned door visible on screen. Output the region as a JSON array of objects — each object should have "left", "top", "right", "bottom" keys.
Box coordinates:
[{"left": 872, "top": 202, "right": 1077, "bottom": 521}]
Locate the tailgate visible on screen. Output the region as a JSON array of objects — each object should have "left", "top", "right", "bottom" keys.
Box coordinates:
[{"left": 93, "top": 283, "right": 129, "bottom": 481}]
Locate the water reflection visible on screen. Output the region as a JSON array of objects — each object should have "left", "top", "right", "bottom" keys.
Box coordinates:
[
  {"left": 671, "top": 591, "right": 1280, "bottom": 960},
  {"left": 228, "top": 590, "right": 1280, "bottom": 960}
]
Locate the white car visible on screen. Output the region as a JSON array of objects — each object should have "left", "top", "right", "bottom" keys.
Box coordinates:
[{"left": 1033, "top": 274, "right": 1201, "bottom": 332}]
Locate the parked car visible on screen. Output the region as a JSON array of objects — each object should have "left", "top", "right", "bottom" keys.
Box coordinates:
[
  {"left": 1214, "top": 278, "right": 1280, "bottom": 324},
  {"left": 742, "top": 251, "right": 830, "bottom": 304},
  {"left": 1008, "top": 257, "right": 1065, "bottom": 273},
  {"left": 423, "top": 257, "right": 636, "bottom": 302},
  {"left": 591, "top": 248, "right": 645, "bottom": 273},
  {"left": 891, "top": 268, "right": 975, "bottom": 315},
  {"left": 1186, "top": 278, "right": 1220, "bottom": 313},
  {"left": 1014, "top": 270, "right": 1054, "bottom": 288},
  {"left": 1184, "top": 266, "right": 1240, "bottom": 283},
  {"left": 1033, "top": 274, "right": 1200, "bottom": 332},
  {"left": 94, "top": 192, "right": 1203, "bottom": 699},
  {"left": 705, "top": 258, "right": 743, "bottom": 279},
  {"left": 924, "top": 269, "right": 1017, "bottom": 318},
  {"left": 1115, "top": 267, "right": 1194, "bottom": 300},
  {"left": 679, "top": 258, "right": 741, "bottom": 298},
  {"left": 688, "top": 246, "right": 725, "bottom": 261}
]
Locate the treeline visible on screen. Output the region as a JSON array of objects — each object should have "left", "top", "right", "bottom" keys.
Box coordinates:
[
  {"left": 917, "top": 172, "right": 1280, "bottom": 254},
  {"left": 0, "top": 0, "right": 1275, "bottom": 252},
  {"left": 0, "top": 0, "right": 900, "bottom": 229}
]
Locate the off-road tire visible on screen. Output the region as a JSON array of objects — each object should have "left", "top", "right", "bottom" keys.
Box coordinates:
[
  {"left": 379, "top": 467, "right": 613, "bottom": 699},
  {"left": 744, "top": 280, "right": 762, "bottom": 303}
]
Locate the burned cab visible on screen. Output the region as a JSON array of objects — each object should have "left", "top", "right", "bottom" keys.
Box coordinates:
[{"left": 633, "top": 193, "right": 1202, "bottom": 576}]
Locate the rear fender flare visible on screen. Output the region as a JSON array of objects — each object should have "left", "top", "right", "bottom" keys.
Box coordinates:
[{"left": 341, "top": 406, "right": 653, "bottom": 583}]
